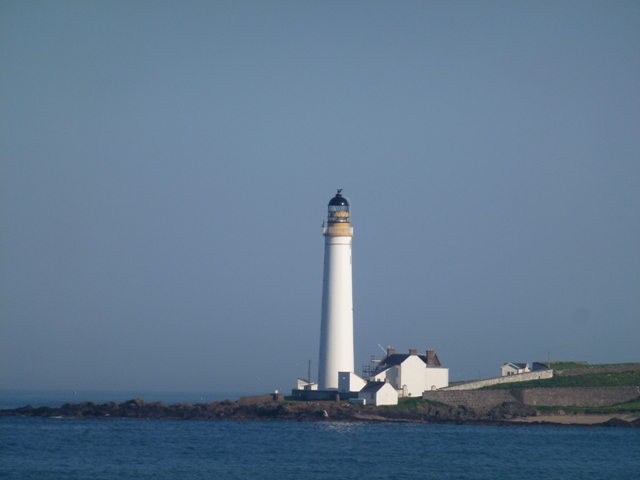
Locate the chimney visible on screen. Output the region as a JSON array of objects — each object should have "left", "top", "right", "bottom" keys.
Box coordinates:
[
  {"left": 409, "top": 348, "right": 417, "bottom": 355},
  {"left": 426, "top": 349, "right": 441, "bottom": 366},
  {"left": 387, "top": 347, "right": 395, "bottom": 356}
]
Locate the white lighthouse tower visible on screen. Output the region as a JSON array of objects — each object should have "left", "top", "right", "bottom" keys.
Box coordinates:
[{"left": 318, "top": 189, "right": 354, "bottom": 390}]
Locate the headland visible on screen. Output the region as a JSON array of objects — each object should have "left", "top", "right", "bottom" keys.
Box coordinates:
[
  {"left": 4, "top": 363, "right": 638, "bottom": 427},
  {"left": 2, "top": 396, "right": 640, "bottom": 428}
]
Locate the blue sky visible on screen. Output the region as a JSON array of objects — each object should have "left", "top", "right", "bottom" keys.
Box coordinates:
[{"left": 1, "top": 1, "right": 639, "bottom": 394}]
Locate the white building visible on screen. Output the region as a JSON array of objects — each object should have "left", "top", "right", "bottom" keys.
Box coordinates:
[
  {"left": 501, "top": 362, "right": 530, "bottom": 376},
  {"left": 296, "top": 378, "right": 318, "bottom": 390},
  {"left": 338, "top": 371, "right": 366, "bottom": 393},
  {"left": 357, "top": 381, "right": 398, "bottom": 406},
  {"left": 371, "top": 348, "right": 449, "bottom": 397},
  {"left": 318, "top": 190, "right": 355, "bottom": 390},
  {"left": 532, "top": 362, "right": 550, "bottom": 371}
]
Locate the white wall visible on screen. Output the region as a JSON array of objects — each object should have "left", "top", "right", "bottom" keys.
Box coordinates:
[
  {"left": 371, "top": 368, "right": 388, "bottom": 382},
  {"left": 297, "top": 379, "right": 318, "bottom": 390},
  {"left": 376, "top": 357, "right": 450, "bottom": 397},
  {"left": 446, "top": 369, "right": 554, "bottom": 390},
  {"left": 425, "top": 367, "right": 449, "bottom": 390},
  {"left": 397, "top": 355, "right": 427, "bottom": 397},
  {"left": 358, "top": 383, "right": 398, "bottom": 406},
  {"left": 375, "top": 383, "right": 398, "bottom": 406},
  {"left": 501, "top": 364, "right": 530, "bottom": 376},
  {"left": 318, "top": 235, "right": 354, "bottom": 390},
  {"left": 387, "top": 365, "right": 400, "bottom": 388},
  {"left": 338, "top": 371, "right": 366, "bottom": 393}
]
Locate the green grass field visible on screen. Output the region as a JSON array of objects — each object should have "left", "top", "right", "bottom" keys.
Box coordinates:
[
  {"left": 548, "top": 362, "right": 638, "bottom": 370},
  {"left": 547, "top": 362, "right": 589, "bottom": 370},
  {"left": 484, "top": 371, "right": 640, "bottom": 390}
]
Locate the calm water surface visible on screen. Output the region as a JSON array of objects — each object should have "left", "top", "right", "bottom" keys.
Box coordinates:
[{"left": 2, "top": 416, "right": 639, "bottom": 479}]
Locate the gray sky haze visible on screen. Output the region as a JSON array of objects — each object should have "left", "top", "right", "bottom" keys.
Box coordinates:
[{"left": 1, "top": 1, "right": 639, "bottom": 394}]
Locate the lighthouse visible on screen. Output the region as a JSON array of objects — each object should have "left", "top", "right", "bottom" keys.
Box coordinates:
[{"left": 318, "top": 189, "right": 354, "bottom": 390}]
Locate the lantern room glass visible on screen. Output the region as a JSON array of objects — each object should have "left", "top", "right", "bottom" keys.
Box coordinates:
[
  {"left": 327, "top": 190, "right": 350, "bottom": 224},
  {"left": 328, "top": 204, "right": 350, "bottom": 223}
]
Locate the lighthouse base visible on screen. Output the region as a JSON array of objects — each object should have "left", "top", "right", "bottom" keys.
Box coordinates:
[{"left": 289, "top": 389, "right": 359, "bottom": 401}]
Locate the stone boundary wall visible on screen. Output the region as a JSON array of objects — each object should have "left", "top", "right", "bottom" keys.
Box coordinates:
[
  {"left": 422, "top": 390, "right": 517, "bottom": 411},
  {"left": 512, "top": 387, "right": 640, "bottom": 407},
  {"left": 237, "top": 394, "right": 284, "bottom": 406},
  {"left": 555, "top": 363, "right": 640, "bottom": 377},
  {"left": 423, "top": 387, "right": 640, "bottom": 410},
  {"left": 443, "top": 369, "right": 554, "bottom": 391}
]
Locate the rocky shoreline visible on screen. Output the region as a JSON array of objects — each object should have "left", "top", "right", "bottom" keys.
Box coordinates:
[{"left": 2, "top": 398, "right": 640, "bottom": 428}]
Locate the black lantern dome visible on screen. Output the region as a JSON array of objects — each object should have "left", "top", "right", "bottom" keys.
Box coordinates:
[
  {"left": 328, "top": 190, "right": 350, "bottom": 207},
  {"left": 327, "top": 189, "right": 350, "bottom": 224}
]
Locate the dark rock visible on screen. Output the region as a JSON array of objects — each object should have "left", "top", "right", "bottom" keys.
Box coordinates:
[
  {"left": 600, "top": 417, "right": 633, "bottom": 428},
  {"left": 488, "top": 402, "right": 537, "bottom": 420},
  {"left": 1, "top": 397, "right": 638, "bottom": 427}
]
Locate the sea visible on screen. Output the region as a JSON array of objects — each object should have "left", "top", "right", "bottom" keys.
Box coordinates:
[{"left": 2, "top": 390, "right": 640, "bottom": 479}]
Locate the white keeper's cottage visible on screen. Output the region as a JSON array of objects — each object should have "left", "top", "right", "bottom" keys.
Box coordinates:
[{"left": 370, "top": 348, "right": 449, "bottom": 397}]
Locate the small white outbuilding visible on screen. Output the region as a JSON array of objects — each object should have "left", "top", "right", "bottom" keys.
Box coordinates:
[
  {"left": 296, "top": 378, "right": 318, "bottom": 390},
  {"left": 338, "top": 371, "right": 367, "bottom": 393},
  {"left": 357, "top": 381, "right": 398, "bottom": 406},
  {"left": 501, "top": 363, "right": 530, "bottom": 376}
]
